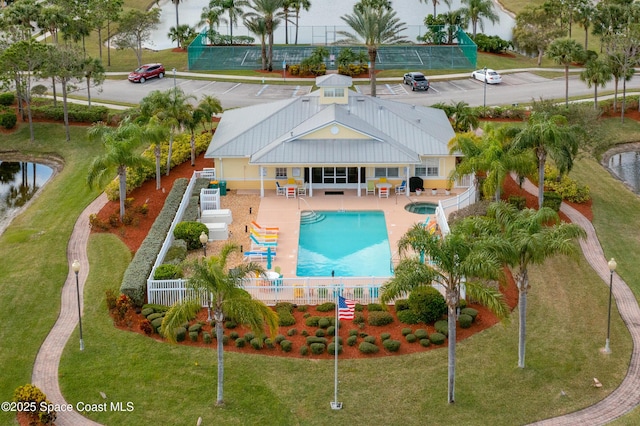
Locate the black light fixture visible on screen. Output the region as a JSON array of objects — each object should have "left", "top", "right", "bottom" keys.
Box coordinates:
[{"left": 72, "top": 259, "right": 84, "bottom": 351}]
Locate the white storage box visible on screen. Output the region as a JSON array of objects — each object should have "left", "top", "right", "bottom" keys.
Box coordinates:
[
  {"left": 201, "top": 208, "right": 232, "bottom": 224},
  {"left": 205, "top": 222, "right": 228, "bottom": 241}
]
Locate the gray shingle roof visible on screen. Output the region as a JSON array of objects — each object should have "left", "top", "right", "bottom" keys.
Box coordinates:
[{"left": 205, "top": 88, "right": 455, "bottom": 165}]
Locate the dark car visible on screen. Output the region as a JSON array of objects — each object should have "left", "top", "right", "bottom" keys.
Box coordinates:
[
  {"left": 403, "top": 72, "right": 430, "bottom": 91},
  {"left": 128, "top": 63, "right": 165, "bottom": 83}
]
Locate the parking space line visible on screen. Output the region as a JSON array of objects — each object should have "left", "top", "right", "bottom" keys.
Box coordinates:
[
  {"left": 448, "top": 81, "right": 467, "bottom": 90},
  {"left": 256, "top": 85, "right": 269, "bottom": 96},
  {"left": 195, "top": 81, "right": 217, "bottom": 92},
  {"left": 385, "top": 83, "right": 395, "bottom": 95},
  {"left": 429, "top": 85, "right": 439, "bottom": 93},
  {"left": 223, "top": 83, "right": 241, "bottom": 94},
  {"left": 292, "top": 85, "right": 301, "bottom": 97}
]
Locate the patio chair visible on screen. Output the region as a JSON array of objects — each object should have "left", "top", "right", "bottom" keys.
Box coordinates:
[
  {"left": 275, "top": 181, "right": 285, "bottom": 196},
  {"left": 298, "top": 182, "right": 307, "bottom": 196},
  {"left": 379, "top": 186, "right": 389, "bottom": 198},
  {"left": 286, "top": 185, "right": 297, "bottom": 198},
  {"left": 366, "top": 180, "right": 375, "bottom": 196},
  {"left": 395, "top": 180, "right": 406, "bottom": 194}
]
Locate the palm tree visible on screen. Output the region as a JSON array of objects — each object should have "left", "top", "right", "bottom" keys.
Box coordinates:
[
  {"left": 433, "top": 101, "right": 478, "bottom": 132},
  {"left": 168, "top": 24, "right": 196, "bottom": 49},
  {"left": 196, "top": 95, "right": 224, "bottom": 134},
  {"left": 546, "top": 38, "right": 586, "bottom": 108},
  {"left": 172, "top": 0, "right": 183, "bottom": 32},
  {"left": 467, "top": 202, "right": 586, "bottom": 368},
  {"left": 87, "top": 120, "right": 153, "bottom": 221},
  {"left": 580, "top": 56, "right": 612, "bottom": 109},
  {"left": 140, "top": 119, "right": 169, "bottom": 190},
  {"left": 511, "top": 112, "right": 580, "bottom": 209},
  {"left": 381, "top": 223, "right": 509, "bottom": 403},
  {"left": 246, "top": 0, "right": 283, "bottom": 71},
  {"left": 199, "top": 4, "right": 227, "bottom": 44},
  {"left": 292, "top": 0, "right": 310, "bottom": 44},
  {"left": 244, "top": 16, "right": 268, "bottom": 69},
  {"left": 460, "top": 0, "right": 499, "bottom": 38},
  {"left": 211, "top": 0, "right": 249, "bottom": 40},
  {"left": 575, "top": 0, "right": 595, "bottom": 50},
  {"left": 161, "top": 243, "right": 279, "bottom": 406},
  {"left": 338, "top": 4, "right": 407, "bottom": 97},
  {"left": 420, "top": 0, "right": 451, "bottom": 17}
]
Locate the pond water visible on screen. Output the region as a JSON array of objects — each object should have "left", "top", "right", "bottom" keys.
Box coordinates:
[
  {"left": 0, "top": 161, "right": 54, "bottom": 234},
  {"left": 608, "top": 152, "right": 640, "bottom": 193},
  {"left": 149, "top": 0, "right": 514, "bottom": 50}
]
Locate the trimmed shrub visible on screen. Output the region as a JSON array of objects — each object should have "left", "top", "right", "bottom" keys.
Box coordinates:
[
  {"left": 458, "top": 314, "right": 473, "bottom": 329},
  {"left": 434, "top": 320, "right": 449, "bottom": 336},
  {"left": 348, "top": 329, "right": 359, "bottom": 336},
  {"left": 154, "top": 263, "right": 183, "bottom": 280},
  {"left": 250, "top": 338, "right": 263, "bottom": 349},
  {"left": 142, "top": 303, "right": 169, "bottom": 313},
  {"left": 508, "top": 195, "right": 526, "bottom": 210},
  {"left": 332, "top": 336, "right": 343, "bottom": 345},
  {"left": 461, "top": 307, "right": 478, "bottom": 321},
  {"left": 395, "top": 299, "right": 410, "bottom": 311},
  {"left": 164, "top": 240, "right": 188, "bottom": 264},
  {"left": 13, "top": 383, "right": 57, "bottom": 425},
  {"left": 419, "top": 338, "right": 431, "bottom": 347},
  {"left": 306, "top": 336, "right": 328, "bottom": 345},
  {"left": 0, "top": 110, "right": 17, "bottom": 129},
  {"left": 367, "top": 303, "right": 384, "bottom": 312},
  {"left": 305, "top": 316, "right": 321, "bottom": 327},
  {"left": 235, "top": 338, "right": 246, "bottom": 348},
  {"left": 189, "top": 331, "right": 198, "bottom": 342},
  {"left": 147, "top": 312, "right": 163, "bottom": 321},
  {"left": 383, "top": 339, "right": 401, "bottom": 352},
  {"left": 140, "top": 319, "right": 153, "bottom": 335},
  {"left": 297, "top": 305, "right": 308, "bottom": 312},
  {"left": 188, "top": 323, "right": 202, "bottom": 333},
  {"left": 274, "top": 302, "right": 294, "bottom": 313},
  {"left": 542, "top": 191, "right": 563, "bottom": 211},
  {"left": 429, "top": 332, "right": 446, "bottom": 345},
  {"left": 225, "top": 320, "right": 237, "bottom": 329},
  {"left": 353, "top": 312, "right": 365, "bottom": 324},
  {"left": 31, "top": 103, "right": 108, "bottom": 123},
  {"left": 222, "top": 335, "right": 229, "bottom": 345},
  {"left": 175, "top": 327, "right": 187, "bottom": 342},
  {"left": 415, "top": 329, "right": 429, "bottom": 340},
  {"left": 281, "top": 340, "right": 293, "bottom": 352},
  {"left": 328, "top": 342, "right": 343, "bottom": 355},
  {"left": 406, "top": 333, "right": 418, "bottom": 343},
  {"left": 310, "top": 342, "right": 326, "bottom": 354},
  {"left": 381, "top": 332, "right": 391, "bottom": 341},
  {"left": 244, "top": 332, "right": 255, "bottom": 342},
  {"left": 358, "top": 342, "right": 379, "bottom": 354},
  {"left": 301, "top": 329, "right": 309, "bottom": 337},
  {"left": 401, "top": 327, "right": 412, "bottom": 336},
  {"left": 409, "top": 286, "right": 447, "bottom": 324},
  {"left": 347, "top": 335, "right": 358, "bottom": 346},
  {"left": 327, "top": 325, "right": 335, "bottom": 335},
  {"left": 278, "top": 309, "right": 296, "bottom": 327},
  {"left": 299, "top": 345, "right": 309, "bottom": 356},
  {"left": 364, "top": 335, "right": 376, "bottom": 344},
  {"left": 141, "top": 307, "right": 155, "bottom": 317},
  {"left": 318, "top": 317, "right": 331, "bottom": 328},
  {"left": 398, "top": 309, "right": 421, "bottom": 324},
  {"left": 315, "top": 329, "right": 326, "bottom": 337},
  {"left": 0, "top": 92, "right": 15, "bottom": 105},
  {"left": 287, "top": 328, "right": 297, "bottom": 336},
  {"left": 459, "top": 299, "right": 468, "bottom": 310},
  {"left": 151, "top": 317, "right": 163, "bottom": 333},
  {"left": 274, "top": 334, "right": 286, "bottom": 344},
  {"left": 229, "top": 331, "right": 239, "bottom": 340},
  {"left": 316, "top": 302, "right": 335, "bottom": 312},
  {"left": 173, "top": 221, "right": 209, "bottom": 250},
  {"left": 203, "top": 332, "right": 212, "bottom": 344},
  {"left": 367, "top": 311, "right": 394, "bottom": 326},
  {"left": 354, "top": 303, "right": 365, "bottom": 312}
]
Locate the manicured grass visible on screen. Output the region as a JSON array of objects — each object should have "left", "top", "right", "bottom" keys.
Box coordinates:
[{"left": 3, "top": 111, "right": 640, "bottom": 423}]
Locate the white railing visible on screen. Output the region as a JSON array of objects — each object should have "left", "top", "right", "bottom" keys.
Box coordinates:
[
  {"left": 148, "top": 277, "right": 390, "bottom": 306},
  {"left": 436, "top": 177, "right": 477, "bottom": 237}
]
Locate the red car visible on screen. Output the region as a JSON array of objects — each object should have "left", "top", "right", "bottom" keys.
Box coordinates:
[{"left": 128, "top": 63, "right": 165, "bottom": 83}]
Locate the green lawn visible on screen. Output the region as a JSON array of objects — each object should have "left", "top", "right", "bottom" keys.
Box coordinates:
[{"left": 2, "top": 118, "right": 639, "bottom": 423}]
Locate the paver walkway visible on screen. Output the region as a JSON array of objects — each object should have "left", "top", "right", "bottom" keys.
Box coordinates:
[
  {"left": 30, "top": 176, "right": 640, "bottom": 425},
  {"left": 31, "top": 193, "right": 107, "bottom": 426}
]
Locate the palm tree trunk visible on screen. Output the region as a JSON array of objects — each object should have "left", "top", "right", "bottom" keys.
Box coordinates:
[
  {"left": 447, "top": 303, "right": 457, "bottom": 403},
  {"left": 118, "top": 167, "right": 127, "bottom": 221},
  {"left": 190, "top": 133, "right": 196, "bottom": 166},
  {"left": 368, "top": 48, "right": 377, "bottom": 97},
  {"left": 167, "top": 132, "right": 174, "bottom": 176},
  {"left": 564, "top": 65, "right": 569, "bottom": 108},
  {"left": 215, "top": 312, "right": 225, "bottom": 406},
  {"left": 295, "top": 12, "right": 300, "bottom": 44},
  {"left": 517, "top": 271, "right": 528, "bottom": 368},
  {"left": 537, "top": 152, "right": 545, "bottom": 209},
  {"left": 155, "top": 145, "right": 161, "bottom": 190},
  {"left": 594, "top": 85, "right": 598, "bottom": 109}
]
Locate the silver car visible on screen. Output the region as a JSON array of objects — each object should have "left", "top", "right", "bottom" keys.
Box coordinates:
[{"left": 403, "top": 72, "right": 430, "bottom": 91}]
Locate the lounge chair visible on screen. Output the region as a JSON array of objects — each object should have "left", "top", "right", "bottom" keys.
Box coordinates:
[
  {"left": 395, "top": 180, "right": 406, "bottom": 194},
  {"left": 250, "top": 234, "right": 278, "bottom": 247},
  {"left": 275, "top": 181, "right": 285, "bottom": 196},
  {"left": 250, "top": 221, "right": 279, "bottom": 235},
  {"left": 366, "top": 180, "right": 375, "bottom": 196},
  {"left": 243, "top": 251, "right": 277, "bottom": 262},
  {"left": 250, "top": 228, "right": 278, "bottom": 241}
]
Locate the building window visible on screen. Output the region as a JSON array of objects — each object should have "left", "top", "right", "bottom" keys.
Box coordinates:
[
  {"left": 374, "top": 167, "right": 399, "bottom": 178},
  {"left": 324, "top": 88, "right": 344, "bottom": 97},
  {"left": 415, "top": 159, "right": 439, "bottom": 177},
  {"left": 275, "top": 167, "right": 287, "bottom": 179}
]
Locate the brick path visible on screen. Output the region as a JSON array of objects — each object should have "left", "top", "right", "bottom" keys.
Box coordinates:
[{"left": 31, "top": 176, "right": 640, "bottom": 425}]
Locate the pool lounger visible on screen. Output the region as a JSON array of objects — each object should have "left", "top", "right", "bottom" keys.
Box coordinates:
[
  {"left": 250, "top": 234, "right": 277, "bottom": 247},
  {"left": 205, "top": 222, "right": 228, "bottom": 241},
  {"left": 250, "top": 221, "right": 279, "bottom": 235},
  {"left": 201, "top": 208, "right": 232, "bottom": 224},
  {"left": 243, "top": 251, "right": 277, "bottom": 262}
]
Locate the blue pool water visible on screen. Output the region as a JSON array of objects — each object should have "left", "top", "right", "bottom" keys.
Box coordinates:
[{"left": 296, "top": 210, "right": 392, "bottom": 277}]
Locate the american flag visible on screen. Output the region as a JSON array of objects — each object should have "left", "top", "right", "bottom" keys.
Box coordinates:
[{"left": 338, "top": 296, "right": 356, "bottom": 320}]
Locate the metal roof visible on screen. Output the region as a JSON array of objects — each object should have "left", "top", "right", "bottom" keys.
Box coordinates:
[{"left": 205, "top": 87, "right": 455, "bottom": 165}]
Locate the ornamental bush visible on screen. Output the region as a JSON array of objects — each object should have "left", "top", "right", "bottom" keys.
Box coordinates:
[
  {"left": 310, "top": 342, "right": 326, "bottom": 354},
  {"left": 306, "top": 336, "right": 328, "bottom": 345},
  {"left": 274, "top": 334, "right": 286, "bottom": 344},
  {"left": 406, "top": 333, "right": 418, "bottom": 343},
  {"left": 225, "top": 320, "right": 237, "bottom": 329},
  {"left": 398, "top": 309, "right": 421, "bottom": 324},
  {"left": 315, "top": 329, "right": 326, "bottom": 337},
  {"left": 278, "top": 309, "right": 296, "bottom": 327},
  {"left": 367, "top": 303, "right": 384, "bottom": 312},
  {"left": 367, "top": 311, "right": 394, "bottom": 326},
  {"left": 203, "top": 332, "right": 212, "bottom": 344},
  {"left": 173, "top": 221, "right": 209, "bottom": 250},
  {"left": 415, "top": 329, "right": 429, "bottom": 340},
  {"left": 281, "top": 340, "right": 293, "bottom": 352},
  {"left": 458, "top": 314, "right": 473, "bottom": 329},
  {"left": 189, "top": 331, "right": 199, "bottom": 342},
  {"left": 318, "top": 317, "right": 331, "bottom": 329},
  {"left": 461, "top": 308, "right": 478, "bottom": 322},
  {"left": 300, "top": 345, "right": 309, "bottom": 356},
  {"left": 244, "top": 332, "right": 255, "bottom": 342},
  {"left": 274, "top": 302, "right": 294, "bottom": 313},
  {"left": 151, "top": 318, "right": 163, "bottom": 333},
  {"left": 364, "top": 335, "right": 376, "bottom": 344},
  {"left": 429, "top": 332, "right": 446, "bottom": 345},
  {"left": 353, "top": 312, "right": 365, "bottom": 324},
  {"left": 175, "top": 327, "right": 187, "bottom": 342},
  {"left": 358, "top": 342, "right": 379, "bottom": 354},
  {"left": 327, "top": 325, "right": 336, "bottom": 335},
  {"left": 147, "top": 312, "right": 163, "bottom": 321},
  {"left": 0, "top": 92, "right": 15, "bottom": 105},
  {"left": 328, "top": 342, "right": 343, "bottom": 355},
  {"left": 141, "top": 307, "right": 155, "bottom": 317},
  {"left": 250, "top": 338, "right": 263, "bottom": 349},
  {"left": 316, "top": 302, "right": 335, "bottom": 312},
  {"left": 13, "top": 384, "right": 57, "bottom": 425},
  {"left": 305, "top": 316, "right": 321, "bottom": 327},
  {"left": 395, "top": 299, "right": 410, "bottom": 311},
  {"left": 287, "top": 328, "right": 297, "bottom": 336},
  {"left": 153, "top": 264, "right": 183, "bottom": 280},
  {"left": 401, "top": 327, "right": 412, "bottom": 336},
  {"left": 347, "top": 335, "right": 358, "bottom": 346},
  {"left": 434, "top": 320, "right": 449, "bottom": 336},
  {"left": 383, "top": 339, "right": 401, "bottom": 352},
  {"left": 542, "top": 191, "right": 563, "bottom": 212},
  {"left": 229, "top": 331, "right": 239, "bottom": 340},
  {"left": 408, "top": 286, "right": 447, "bottom": 324},
  {"left": 381, "top": 332, "right": 391, "bottom": 341},
  {"left": 235, "top": 338, "right": 246, "bottom": 348},
  {"left": 420, "top": 338, "right": 431, "bottom": 347},
  {"left": 348, "top": 329, "right": 359, "bottom": 336},
  {"left": 188, "top": 323, "right": 202, "bottom": 333},
  {"left": 0, "top": 110, "right": 17, "bottom": 129}
]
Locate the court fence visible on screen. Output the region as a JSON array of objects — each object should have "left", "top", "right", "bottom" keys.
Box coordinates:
[{"left": 188, "top": 26, "right": 476, "bottom": 71}]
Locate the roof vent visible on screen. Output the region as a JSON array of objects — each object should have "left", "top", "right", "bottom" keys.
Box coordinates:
[
  {"left": 357, "top": 97, "right": 365, "bottom": 102},
  {"left": 412, "top": 105, "right": 416, "bottom": 109},
  {"left": 302, "top": 98, "right": 310, "bottom": 102},
  {"left": 417, "top": 118, "right": 421, "bottom": 123}
]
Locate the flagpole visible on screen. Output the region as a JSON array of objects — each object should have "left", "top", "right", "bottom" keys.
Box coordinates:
[{"left": 331, "top": 288, "right": 342, "bottom": 410}]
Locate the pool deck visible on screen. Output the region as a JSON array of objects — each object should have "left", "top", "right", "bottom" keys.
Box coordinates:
[{"left": 253, "top": 189, "right": 459, "bottom": 278}]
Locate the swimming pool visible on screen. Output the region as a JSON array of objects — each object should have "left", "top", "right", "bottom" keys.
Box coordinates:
[{"left": 296, "top": 210, "right": 392, "bottom": 277}]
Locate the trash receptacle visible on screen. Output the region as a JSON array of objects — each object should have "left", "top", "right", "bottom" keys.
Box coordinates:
[
  {"left": 208, "top": 181, "right": 218, "bottom": 189},
  {"left": 219, "top": 180, "right": 227, "bottom": 196}
]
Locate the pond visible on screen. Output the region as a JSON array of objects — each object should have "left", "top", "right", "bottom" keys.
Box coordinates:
[
  {"left": 149, "top": 0, "right": 515, "bottom": 50},
  {"left": 0, "top": 160, "right": 54, "bottom": 234},
  {"left": 607, "top": 152, "right": 640, "bottom": 193}
]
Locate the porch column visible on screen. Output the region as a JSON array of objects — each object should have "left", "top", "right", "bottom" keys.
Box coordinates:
[
  {"left": 308, "top": 167, "right": 313, "bottom": 197},
  {"left": 358, "top": 166, "right": 362, "bottom": 197},
  {"left": 260, "top": 166, "right": 264, "bottom": 198},
  {"left": 405, "top": 165, "right": 410, "bottom": 196}
]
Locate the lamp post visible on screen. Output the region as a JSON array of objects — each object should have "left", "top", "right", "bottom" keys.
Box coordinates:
[
  {"left": 604, "top": 257, "right": 617, "bottom": 354},
  {"left": 483, "top": 66, "right": 487, "bottom": 109},
  {"left": 199, "top": 231, "right": 208, "bottom": 257},
  {"left": 72, "top": 259, "right": 84, "bottom": 351}
]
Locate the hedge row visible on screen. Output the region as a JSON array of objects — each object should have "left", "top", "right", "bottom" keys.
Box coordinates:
[
  {"left": 120, "top": 178, "right": 189, "bottom": 306},
  {"left": 31, "top": 103, "right": 109, "bottom": 122}
]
